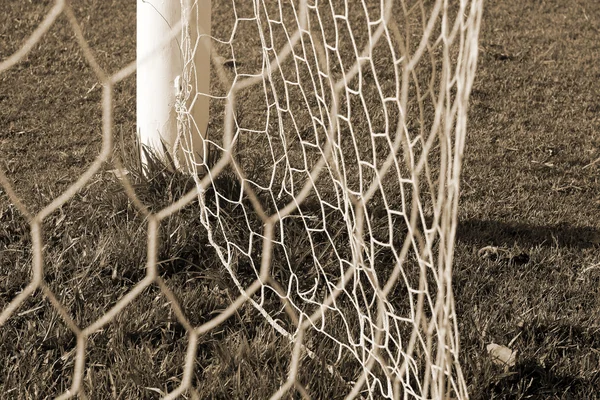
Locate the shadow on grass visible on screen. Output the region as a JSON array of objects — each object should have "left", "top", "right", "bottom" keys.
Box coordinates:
[
  {"left": 482, "top": 359, "right": 597, "bottom": 400},
  {"left": 457, "top": 219, "right": 600, "bottom": 249},
  {"left": 481, "top": 320, "right": 600, "bottom": 399}
]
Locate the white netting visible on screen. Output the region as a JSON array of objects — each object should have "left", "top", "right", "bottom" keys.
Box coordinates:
[{"left": 0, "top": 0, "right": 482, "bottom": 398}]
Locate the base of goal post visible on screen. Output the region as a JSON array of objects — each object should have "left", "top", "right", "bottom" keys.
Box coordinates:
[{"left": 137, "top": 0, "right": 211, "bottom": 175}]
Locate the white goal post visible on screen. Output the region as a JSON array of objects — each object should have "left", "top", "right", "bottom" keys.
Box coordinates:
[{"left": 137, "top": 0, "right": 211, "bottom": 172}]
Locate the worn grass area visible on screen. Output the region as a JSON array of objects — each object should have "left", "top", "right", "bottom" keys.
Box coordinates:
[{"left": 0, "top": 0, "right": 599, "bottom": 399}]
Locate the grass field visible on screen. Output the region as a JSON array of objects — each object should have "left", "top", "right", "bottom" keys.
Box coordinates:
[{"left": 1, "top": 0, "right": 599, "bottom": 399}]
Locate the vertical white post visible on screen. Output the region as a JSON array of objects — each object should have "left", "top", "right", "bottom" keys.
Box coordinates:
[{"left": 137, "top": 0, "right": 211, "bottom": 173}]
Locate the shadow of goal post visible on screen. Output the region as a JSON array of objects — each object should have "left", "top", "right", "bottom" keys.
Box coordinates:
[{"left": 136, "top": 0, "right": 484, "bottom": 399}]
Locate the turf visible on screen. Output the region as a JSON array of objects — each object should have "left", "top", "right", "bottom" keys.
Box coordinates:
[
  {"left": 455, "top": 1, "right": 600, "bottom": 398},
  {"left": 0, "top": 0, "right": 599, "bottom": 399}
]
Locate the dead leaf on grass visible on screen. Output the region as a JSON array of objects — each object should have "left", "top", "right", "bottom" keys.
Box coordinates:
[
  {"left": 487, "top": 343, "right": 517, "bottom": 368},
  {"left": 478, "top": 246, "right": 530, "bottom": 265},
  {"left": 477, "top": 245, "right": 502, "bottom": 260}
]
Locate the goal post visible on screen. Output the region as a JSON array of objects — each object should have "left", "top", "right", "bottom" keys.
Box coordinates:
[{"left": 136, "top": 0, "right": 211, "bottom": 172}]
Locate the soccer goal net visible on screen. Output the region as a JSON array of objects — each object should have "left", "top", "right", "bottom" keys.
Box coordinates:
[
  {"left": 0, "top": 0, "right": 482, "bottom": 398},
  {"left": 171, "top": 0, "right": 482, "bottom": 398}
]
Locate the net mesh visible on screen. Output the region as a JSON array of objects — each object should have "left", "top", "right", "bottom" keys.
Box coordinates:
[{"left": 0, "top": 0, "right": 482, "bottom": 398}]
